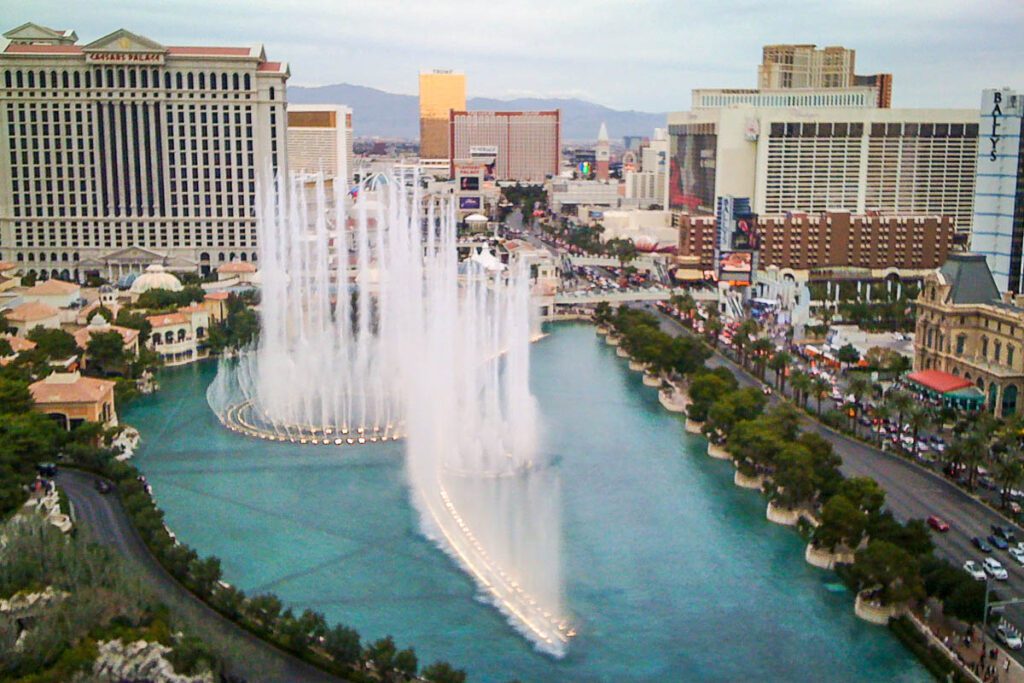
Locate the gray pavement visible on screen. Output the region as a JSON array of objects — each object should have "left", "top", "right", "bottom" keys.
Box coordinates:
[{"left": 57, "top": 469, "right": 344, "bottom": 683}]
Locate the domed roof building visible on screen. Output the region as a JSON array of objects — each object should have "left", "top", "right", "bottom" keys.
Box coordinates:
[{"left": 129, "top": 264, "right": 182, "bottom": 294}]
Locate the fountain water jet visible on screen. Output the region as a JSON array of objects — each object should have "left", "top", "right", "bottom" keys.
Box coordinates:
[{"left": 206, "top": 171, "right": 569, "bottom": 655}]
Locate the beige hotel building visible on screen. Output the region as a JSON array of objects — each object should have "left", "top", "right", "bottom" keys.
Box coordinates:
[{"left": 0, "top": 22, "right": 289, "bottom": 281}]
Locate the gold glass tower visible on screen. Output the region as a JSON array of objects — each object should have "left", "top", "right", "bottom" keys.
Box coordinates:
[{"left": 419, "top": 70, "right": 466, "bottom": 160}]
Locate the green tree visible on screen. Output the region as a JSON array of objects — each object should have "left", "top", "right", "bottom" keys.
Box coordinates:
[
  {"left": 0, "top": 337, "right": 12, "bottom": 358},
  {"left": 324, "top": 624, "right": 362, "bottom": 668},
  {"left": 837, "top": 343, "right": 860, "bottom": 369},
  {"left": 85, "top": 331, "right": 129, "bottom": 377},
  {"left": 26, "top": 327, "right": 80, "bottom": 360},
  {"left": 853, "top": 540, "right": 925, "bottom": 606},
  {"left": 686, "top": 370, "right": 737, "bottom": 422},
  {"left": 394, "top": 647, "right": 419, "bottom": 678},
  {"left": 115, "top": 310, "right": 154, "bottom": 342},
  {"left": 847, "top": 375, "right": 873, "bottom": 431},
  {"left": 769, "top": 351, "right": 792, "bottom": 392},
  {"left": 0, "top": 377, "right": 33, "bottom": 414},
  {"left": 422, "top": 661, "right": 468, "bottom": 683},
  {"left": 750, "top": 338, "right": 774, "bottom": 381},
  {"left": 790, "top": 369, "right": 812, "bottom": 409},
  {"left": 187, "top": 556, "right": 222, "bottom": 598},
  {"left": 814, "top": 494, "right": 867, "bottom": 551},
  {"left": 365, "top": 635, "right": 398, "bottom": 675},
  {"left": 811, "top": 375, "right": 830, "bottom": 415}
]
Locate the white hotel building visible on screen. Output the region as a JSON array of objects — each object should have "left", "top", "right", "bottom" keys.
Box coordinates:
[
  {"left": 0, "top": 22, "right": 289, "bottom": 281},
  {"left": 667, "top": 105, "right": 979, "bottom": 236},
  {"left": 970, "top": 88, "right": 1024, "bottom": 294}
]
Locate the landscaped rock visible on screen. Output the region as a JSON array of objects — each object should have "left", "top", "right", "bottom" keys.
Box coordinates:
[
  {"left": 628, "top": 359, "right": 645, "bottom": 372},
  {"left": 707, "top": 443, "right": 732, "bottom": 460},
  {"left": 854, "top": 591, "right": 905, "bottom": 625},
  {"left": 766, "top": 501, "right": 801, "bottom": 526},
  {"left": 805, "top": 543, "right": 855, "bottom": 570},
  {"left": 606, "top": 334, "right": 621, "bottom": 346},
  {"left": 659, "top": 390, "right": 687, "bottom": 413},
  {"left": 734, "top": 471, "right": 764, "bottom": 490},
  {"left": 615, "top": 346, "right": 630, "bottom": 358},
  {"left": 93, "top": 639, "right": 214, "bottom": 683},
  {"left": 684, "top": 418, "right": 704, "bottom": 434},
  {"left": 642, "top": 373, "right": 660, "bottom": 387}
]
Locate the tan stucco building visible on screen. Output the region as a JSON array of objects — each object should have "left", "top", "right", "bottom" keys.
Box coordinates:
[
  {"left": 29, "top": 371, "right": 116, "bottom": 429},
  {"left": 914, "top": 253, "right": 1024, "bottom": 416}
]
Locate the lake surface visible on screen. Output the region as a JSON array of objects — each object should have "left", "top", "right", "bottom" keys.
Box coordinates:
[{"left": 126, "top": 322, "right": 928, "bottom": 682}]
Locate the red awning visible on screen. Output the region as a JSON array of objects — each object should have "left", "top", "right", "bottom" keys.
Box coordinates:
[{"left": 907, "top": 369, "right": 972, "bottom": 394}]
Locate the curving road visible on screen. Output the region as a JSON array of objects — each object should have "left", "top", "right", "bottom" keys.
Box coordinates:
[{"left": 57, "top": 469, "right": 344, "bottom": 683}]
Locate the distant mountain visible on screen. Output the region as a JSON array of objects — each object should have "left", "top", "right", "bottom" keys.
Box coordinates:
[{"left": 288, "top": 83, "right": 666, "bottom": 142}]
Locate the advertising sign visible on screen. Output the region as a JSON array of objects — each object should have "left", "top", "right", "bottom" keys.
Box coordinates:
[
  {"left": 718, "top": 251, "right": 753, "bottom": 283},
  {"left": 459, "top": 176, "right": 480, "bottom": 191},
  {"left": 459, "top": 196, "right": 482, "bottom": 210},
  {"left": 470, "top": 145, "right": 498, "bottom": 156}
]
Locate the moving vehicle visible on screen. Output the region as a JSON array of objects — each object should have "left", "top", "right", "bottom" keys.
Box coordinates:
[
  {"left": 963, "top": 560, "right": 986, "bottom": 581},
  {"left": 988, "top": 534, "right": 1010, "bottom": 551},
  {"left": 95, "top": 479, "right": 114, "bottom": 495},
  {"left": 992, "top": 525, "right": 1018, "bottom": 543},
  {"left": 927, "top": 516, "right": 950, "bottom": 532},
  {"left": 972, "top": 537, "right": 993, "bottom": 553},
  {"left": 998, "top": 621, "right": 1023, "bottom": 650},
  {"left": 984, "top": 557, "right": 1009, "bottom": 581},
  {"left": 1009, "top": 546, "right": 1024, "bottom": 565}
]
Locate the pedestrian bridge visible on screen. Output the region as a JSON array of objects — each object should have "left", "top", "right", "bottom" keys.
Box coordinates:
[{"left": 553, "top": 289, "right": 716, "bottom": 306}]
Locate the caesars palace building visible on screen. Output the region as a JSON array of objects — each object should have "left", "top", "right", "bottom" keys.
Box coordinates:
[{"left": 0, "top": 23, "right": 289, "bottom": 282}]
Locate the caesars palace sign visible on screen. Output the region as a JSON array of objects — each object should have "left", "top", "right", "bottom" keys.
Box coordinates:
[
  {"left": 86, "top": 37, "right": 166, "bottom": 64},
  {"left": 86, "top": 51, "right": 165, "bottom": 64}
]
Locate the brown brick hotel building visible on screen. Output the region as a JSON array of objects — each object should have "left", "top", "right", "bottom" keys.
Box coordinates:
[{"left": 677, "top": 211, "right": 954, "bottom": 273}]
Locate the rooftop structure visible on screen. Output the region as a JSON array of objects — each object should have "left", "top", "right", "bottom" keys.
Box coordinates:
[{"left": 29, "top": 371, "right": 117, "bottom": 429}]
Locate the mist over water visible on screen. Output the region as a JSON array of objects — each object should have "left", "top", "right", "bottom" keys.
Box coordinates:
[{"left": 207, "top": 172, "right": 568, "bottom": 654}]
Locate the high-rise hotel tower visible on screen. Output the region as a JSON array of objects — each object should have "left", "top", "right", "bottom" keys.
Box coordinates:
[{"left": 0, "top": 22, "right": 289, "bottom": 280}]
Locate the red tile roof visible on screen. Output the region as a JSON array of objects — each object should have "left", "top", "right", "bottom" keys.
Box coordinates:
[
  {"left": 4, "top": 44, "right": 83, "bottom": 54},
  {"left": 30, "top": 373, "right": 114, "bottom": 405},
  {"left": 146, "top": 312, "right": 188, "bottom": 327},
  {"left": 166, "top": 46, "right": 253, "bottom": 56},
  {"left": 6, "top": 301, "right": 60, "bottom": 321},
  {"left": 204, "top": 292, "right": 230, "bottom": 301},
  {"left": 907, "top": 370, "right": 972, "bottom": 395},
  {"left": 218, "top": 261, "right": 257, "bottom": 273},
  {"left": 258, "top": 61, "right": 283, "bottom": 72}
]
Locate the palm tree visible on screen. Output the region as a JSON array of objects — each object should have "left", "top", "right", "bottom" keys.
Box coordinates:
[
  {"left": 705, "top": 316, "right": 723, "bottom": 349},
  {"left": 751, "top": 338, "right": 774, "bottom": 381},
  {"left": 769, "top": 351, "right": 792, "bottom": 392},
  {"left": 872, "top": 402, "right": 892, "bottom": 445},
  {"left": 671, "top": 292, "right": 697, "bottom": 327},
  {"left": 993, "top": 441, "right": 1024, "bottom": 509},
  {"left": 888, "top": 391, "right": 914, "bottom": 433},
  {"left": 790, "top": 369, "right": 812, "bottom": 408},
  {"left": 733, "top": 319, "right": 759, "bottom": 368},
  {"left": 811, "top": 376, "right": 831, "bottom": 416},
  {"left": 848, "top": 375, "right": 873, "bottom": 433},
  {"left": 906, "top": 406, "right": 931, "bottom": 460}
]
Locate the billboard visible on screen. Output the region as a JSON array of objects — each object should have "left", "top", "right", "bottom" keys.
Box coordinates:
[
  {"left": 718, "top": 251, "right": 753, "bottom": 283},
  {"left": 459, "top": 196, "right": 482, "bottom": 210},
  {"left": 459, "top": 176, "right": 480, "bottom": 191},
  {"left": 668, "top": 126, "right": 717, "bottom": 211},
  {"left": 732, "top": 213, "right": 759, "bottom": 250},
  {"left": 470, "top": 145, "right": 498, "bottom": 156}
]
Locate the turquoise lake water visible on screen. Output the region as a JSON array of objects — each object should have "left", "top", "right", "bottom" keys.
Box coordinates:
[{"left": 126, "top": 322, "right": 929, "bottom": 682}]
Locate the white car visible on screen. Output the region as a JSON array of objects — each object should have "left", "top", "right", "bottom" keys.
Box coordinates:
[
  {"left": 984, "top": 557, "right": 1009, "bottom": 581},
  {"left": 964, "top": 560, "right": 986, "bottom": 581},
  {"left": 1010, "top": 547, "right": 1024, "bottom": 565},
  {"left": 998, "top": 622, "right": 1023, "bottom": 650}
]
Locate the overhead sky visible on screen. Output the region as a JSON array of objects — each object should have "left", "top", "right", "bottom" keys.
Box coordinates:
[{"left": 3, "top": 0, "right": 1020, "bottom": 111}]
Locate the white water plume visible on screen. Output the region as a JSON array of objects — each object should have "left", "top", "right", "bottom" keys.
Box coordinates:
[{"left": 206, "top": 171, "right": 569, "bottom": 655}]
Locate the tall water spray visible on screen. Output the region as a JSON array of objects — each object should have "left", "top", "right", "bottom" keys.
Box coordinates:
[{"left": 206, "top": 172, "right": 569, "bottom": 655}]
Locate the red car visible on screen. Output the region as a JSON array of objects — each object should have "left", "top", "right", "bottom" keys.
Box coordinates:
[{"left": 927, "top": 515, "right": 950, "bottom": 532}]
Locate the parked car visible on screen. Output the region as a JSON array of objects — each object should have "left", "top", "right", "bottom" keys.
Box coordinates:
[
  {"left": 997, "top": 621, "right": 1023, "bottom": 650},
  {"left": 964, "top": 560, "right": 987, "bottom": 581},
  {"left": 972, "top": 537, "right": 993, "bottom": 553},
  {"left": 988, "top": 534, "right": 1010, "bottom": 551},
  {"left": 36, "top": 462, "right": 58, "bottom": 478},
  {"left": 927, "top": 516, "right": 950, "bottom": 532},
  {"left": 992, "top": 525, "right": 1018, "bottom": 543},
  {"left": 984, "top": 557, "right": 1009, "bottom": 580},
  {"left": 1009, "top": 546, "right": 1024, "bottom": 565},
  {"left": 95, "top": 479, "right": 113, "bottom": 495}
]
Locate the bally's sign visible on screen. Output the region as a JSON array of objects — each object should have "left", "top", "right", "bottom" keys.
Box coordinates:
[{"left": 86, "top": 51, "right": 165, "bottom": 64}]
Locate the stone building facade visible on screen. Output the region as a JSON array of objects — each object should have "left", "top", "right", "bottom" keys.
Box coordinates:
[{"left": 914, "top": 253, "right": 1024, "bottom": 416}]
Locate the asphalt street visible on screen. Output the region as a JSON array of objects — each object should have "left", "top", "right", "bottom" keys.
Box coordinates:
[{"left": 57, "top": 469, "right": 343, "bottom": 683}]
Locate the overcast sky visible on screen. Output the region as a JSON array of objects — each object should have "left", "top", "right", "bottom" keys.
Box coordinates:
[{"left": 3, "top": 0, "right": 1021, "bottom": 111}]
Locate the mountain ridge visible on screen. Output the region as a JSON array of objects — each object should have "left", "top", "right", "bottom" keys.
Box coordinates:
[{"left": 288, "top": 83, "right": 667, "bottom": 142}]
